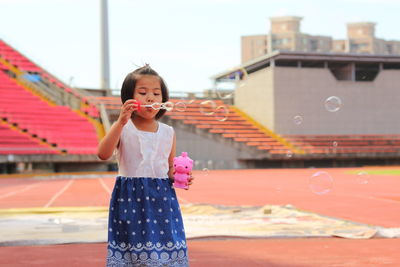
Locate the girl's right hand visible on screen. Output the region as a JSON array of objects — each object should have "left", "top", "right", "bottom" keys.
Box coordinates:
[{"left": 117, "top": 99, "right": 139, "bottom": 125}]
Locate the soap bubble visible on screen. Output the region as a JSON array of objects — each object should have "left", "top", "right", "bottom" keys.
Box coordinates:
[
  {"left": 162, "top": 101, "right": 174, "bottom": 111},
  {"left": 309, "top": 171, "right": 333, "bottom": 195},
  {"left": 174, "top": 102, "right": 186, "bottom": 112},
  {"left": 293, "top": 115, "right": 303, "bottom": 125},
  {"left": 216, "top": 90, "right": 235, "bottom": 100},
  {"left": 214, "top": 67, "right": 247, "bottom": 100},
  {"left": 356, "top": 171, "right": 370, "bottom": 184},
  {"left": 200, "top": 100, "right": 217, "bottom": 115},
  {"left": 214, "top": 105, "right": 229, "bottom": 121},
  {"left": 325, "top": 96, "right": 342, "bottom": 112},
  {"left": 186, "top": 98, "right": 195, "bottom": 105},
  {"left": 202, "top": 168, "right": 210, "bottom": 176}
]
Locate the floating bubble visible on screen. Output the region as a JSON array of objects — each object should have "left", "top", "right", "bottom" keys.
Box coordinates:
[
  {"left": 185, "top": 98, "right": 196, "bottom": 105},
  {"left": 214, "top": 80, "right": 235, "bottom": 100},
  {"left": 202, "top": 168, "right": 210, "bottom": 176},
  {"left": 163, "top": 101, "right": 174, "bottom": 111},
  {"left": 216, "top": 90, "right": 235, "bottom": 100},
  {"left": 286, "top": 150, "right": 293, "bottom": 158},
  {"left": 325, "top": 96, "right": 342, "bottom": 112},
  {"left": 333, "top": 141, "right": 338, "bottom": 147},
  {"left": 200, "top": 100, "right": 217, "bottom": 115},
  {"left": 214, "top": 67, "right": 247, "bottom": 100},
  {"left": 293, "top": 115, "right": 303, "bottom": 125},
  {"left": 174, "top": 101, "right": 186, "bottom": 112},
  {"left": 356, "top": 171, "right": 370, "bottom": 184},
  {"left": 309, "top": 171, "right": 333, "bottom": 195},
  {"left": 214, "top": 105, "right": 229, "bottom": 121}
]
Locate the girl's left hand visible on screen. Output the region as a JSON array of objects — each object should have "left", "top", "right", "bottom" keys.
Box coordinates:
[{"left": 186, "top": 172, "right": 195, "bottom": 190}]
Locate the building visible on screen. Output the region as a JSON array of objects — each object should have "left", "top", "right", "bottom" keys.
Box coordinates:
[
  {"left": 241, "top": 16, "right": 400, "bottom": 63},
  {"left": 215, "top": 50, "right": 400, "bottom": 136}
]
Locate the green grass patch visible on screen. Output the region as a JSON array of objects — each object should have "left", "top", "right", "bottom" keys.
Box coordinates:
[{"left": 347, "top": 169, "right": 400, "bottom": 176}]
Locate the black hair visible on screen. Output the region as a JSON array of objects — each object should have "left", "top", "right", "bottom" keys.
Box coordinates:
[{"left": 120, "top": 65, "right": 169, "bottom": 119}]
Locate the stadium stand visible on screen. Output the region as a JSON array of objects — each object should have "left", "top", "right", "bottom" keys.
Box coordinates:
[
  {"left": 0, "top": 40, "right": 102, "bottom": 157},
  {"left": 0, "top": 122, "right": 58, "bottom": 155},
  {"left": 284, "top": 134, "right": 400, "bottom": 155},
  {"left": 0, "top": 70, "right": 98, "bottom": 154},
  {"left": 90, "top": 97, "right": 297, "bottom": 157},
  {"left": 90, "top": 96, "right": 400, "bottom": 160},
  {"left": 0, "top": 39, "right": 99, "bottom": 118}
]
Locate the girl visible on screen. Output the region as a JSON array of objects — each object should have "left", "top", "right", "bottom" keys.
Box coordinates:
[{"left": 98, "top": 65, "right": 192, "bottom": 267}]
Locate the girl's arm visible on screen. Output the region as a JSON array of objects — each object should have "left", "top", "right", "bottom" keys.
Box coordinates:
[
  {"left": 168, "top": 132, "right": 177, "bottom": 181},
  {"left": 97, "top": 121, "right": 124, "bottom": 160},
  {"left": 97, "top": 99, "right": 138, "bottom": 160}
]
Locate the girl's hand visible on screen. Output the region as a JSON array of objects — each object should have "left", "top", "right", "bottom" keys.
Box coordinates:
[
  {"left": 117, "top": 99, "right": 139, "bottom": 126},
  {"left": 186, "top": 172, "right": 195, "bottom": 190}
]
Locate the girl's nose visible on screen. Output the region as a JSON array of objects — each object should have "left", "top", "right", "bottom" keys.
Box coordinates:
[{"left": 146, "top": 96, "right": 154, "bottom": 103}]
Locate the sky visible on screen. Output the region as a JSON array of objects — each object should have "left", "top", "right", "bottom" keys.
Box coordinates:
[{"left": 1, "top": 0, "right": 400, "bottom": 94}]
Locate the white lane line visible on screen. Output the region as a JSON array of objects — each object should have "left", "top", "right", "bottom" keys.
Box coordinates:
[
  {"left": 98, "top": 178, "right": 112, "bottom": 195},
  {"left": 43, "top": 179, "right": 74, "bottom": 208},
  {"left": 0, "top": 182, "right": 43, "bottom": 200}
]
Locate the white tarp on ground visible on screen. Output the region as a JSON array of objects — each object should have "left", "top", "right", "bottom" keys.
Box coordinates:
[{"left": 0, "top": 204, "right": 393, "bottom": 246}]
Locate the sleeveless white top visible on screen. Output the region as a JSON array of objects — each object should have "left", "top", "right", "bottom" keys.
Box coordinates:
[{"left": 116, "top": 120, "right": 174, "bottom": 178}]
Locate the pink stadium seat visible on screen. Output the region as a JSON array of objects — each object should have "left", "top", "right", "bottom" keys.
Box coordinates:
[{"left": 0, "top": 71, "right": 99, "bottom": 155}]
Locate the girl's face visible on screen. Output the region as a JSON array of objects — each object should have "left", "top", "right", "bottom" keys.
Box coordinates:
[{"left": 133, "top": 75, "right": 163, "bottom": 120}]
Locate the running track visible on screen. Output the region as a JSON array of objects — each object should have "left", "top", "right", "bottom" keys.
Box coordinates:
[{"left": 1, "top": 167, "right": 399, "bottom": 266}]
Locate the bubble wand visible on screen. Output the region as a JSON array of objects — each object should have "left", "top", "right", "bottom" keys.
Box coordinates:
[{"left": 136, "top": 101, "right": 174, "bottom": 111}]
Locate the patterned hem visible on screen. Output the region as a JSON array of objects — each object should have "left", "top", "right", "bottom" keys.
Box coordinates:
[{"left": 107, "top": 242, "right": 189, "bottom": 267}]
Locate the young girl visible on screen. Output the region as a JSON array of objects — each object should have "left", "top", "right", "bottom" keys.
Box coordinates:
[{"left": 98, "top": 65, "right": 191, "bottom": 267}]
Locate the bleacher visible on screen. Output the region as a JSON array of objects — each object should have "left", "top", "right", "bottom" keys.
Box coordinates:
[
  {"left": 89, "top": 96, "right": 295, "bottom": 156},
  {"left": 0, "top": 39, "right": 99, "bottom": 118},
  {"left": 167, "top": 99, "right": 292, "bottom": 155},
  {"left": 0, "top": 41, "right": 100, "bottom": 155},
  {"left": 0, "top": 122, "right": 58, "bottom": 155},
  {"left": 285, "top": 134, "right": 400, "bottom": 155},
  {"left": 89, "top": 96, "right": 400, "bottom": 159}
]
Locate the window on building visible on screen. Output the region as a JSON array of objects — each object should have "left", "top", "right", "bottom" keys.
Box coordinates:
[
  {"left": 275, "top": 60, "right": 298, "bottom": 67},
  {"left": 355, "top": 63, "right": 379, "bottom": 81},
  {"left": 383, "top": 63, "right": 400, "bottom": 70},
  {"left": 328, "top": 62, "right": 352, "bottom": 80},
  {"left": 386, "top": 44, "right": 393, "bottom": 54},
  {"left": 272, "top": 38, "right": 290, "bottom": 46},
  {"left": 310, "top": 40, "right": 318, "bottom": 51},
  {"left": 350, "top": 43, "right": 369, "bottom": 51},
  {"left": 336, "top": 44, "right": 344, "bottom": 50},
  {"left": 301, "top": 61, "right": 325, "bottom": 68}
]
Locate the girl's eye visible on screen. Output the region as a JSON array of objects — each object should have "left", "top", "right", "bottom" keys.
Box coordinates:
[
  {"left": 154, "top": 94, "right": 160, "bottom": 96},
  {"left": 139, "top": 93, "right": 146, "bottom": 95}
]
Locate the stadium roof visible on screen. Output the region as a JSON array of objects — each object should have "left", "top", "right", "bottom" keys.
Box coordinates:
[{"left": 212, "top": 50, "right": 400, "bottom": 80}]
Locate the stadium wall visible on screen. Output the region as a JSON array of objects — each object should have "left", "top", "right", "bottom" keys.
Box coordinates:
[{"left": 235, "top": 63, "right": 400, "bottom": 135}]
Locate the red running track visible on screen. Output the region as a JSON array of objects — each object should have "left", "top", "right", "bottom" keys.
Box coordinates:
[{"left": 1, "top": 167, "right": 400, "bottom": 266}]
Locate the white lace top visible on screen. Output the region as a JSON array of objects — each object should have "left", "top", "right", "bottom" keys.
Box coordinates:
[{"left": 116, "top": 120, "right": 174, "bottom": 178}]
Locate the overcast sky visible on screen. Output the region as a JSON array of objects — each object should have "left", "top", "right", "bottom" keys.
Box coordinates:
[{"left": 1, "top": 0, "right": 400, "bottom": 94}]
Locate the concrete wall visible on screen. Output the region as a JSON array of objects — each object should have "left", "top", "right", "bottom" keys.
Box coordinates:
[
  {"left": 273, "top": 67, "right": 400, "bottom": 134},
  {"left": 234, "top": 67, "right": 275, "bottom": 129},
  {"left": 174, "top": 126, "right": 252, "bottom": 170}
]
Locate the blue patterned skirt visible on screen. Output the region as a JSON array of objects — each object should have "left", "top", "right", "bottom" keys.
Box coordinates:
[{"left": 106, "top": 176, "right": 189, "bottom": 267}]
